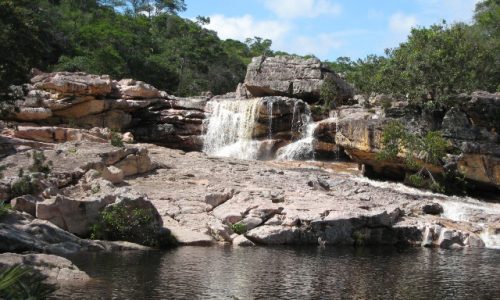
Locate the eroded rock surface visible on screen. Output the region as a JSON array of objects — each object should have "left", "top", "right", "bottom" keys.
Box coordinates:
[{"left": 123, "top": 144, "right": 499, "bottom": 248}]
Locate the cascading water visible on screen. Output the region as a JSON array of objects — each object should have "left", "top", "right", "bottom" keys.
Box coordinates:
[
  {"left": 276, "top": 103, "right": 316, "bottom": 160},
  {"left": 203, "top": 99, "right": 262, "bottom": 160}
]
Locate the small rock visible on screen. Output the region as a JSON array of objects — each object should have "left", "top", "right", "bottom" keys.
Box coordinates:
[
  {"left": 233, "top": 235, "right": 255, "bottom": 247},
  {"left": 122, "top": 132, "right": 134, "bottom": 143},
  {"left": 102, "top": 166, "right": 124, "bottom": 184}
]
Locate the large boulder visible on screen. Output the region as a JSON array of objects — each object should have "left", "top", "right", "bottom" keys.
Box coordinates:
[
  {"left": 243, "top": 56, "right": 353, "bottom": 103},
  {"left": 31, "top": 72, "right": 112, "bottom": 97}
]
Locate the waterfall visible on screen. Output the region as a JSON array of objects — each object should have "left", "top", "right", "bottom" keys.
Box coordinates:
[
  {"left": 203, "top": 99, "right": 262, "bottom": 159},
  {"left": 276, "top": 122, "right": 318, "bottom": 160},
  {"left": 276, "top": 104, "right": 316, "bottom": 161}
]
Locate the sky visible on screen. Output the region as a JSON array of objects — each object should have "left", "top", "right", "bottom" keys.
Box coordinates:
[{"left": 180, "top": 0, "right": 481, "bottom": 61}]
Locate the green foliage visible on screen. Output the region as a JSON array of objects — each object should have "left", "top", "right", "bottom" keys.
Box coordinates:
[
  {"left": 0, "top": 201, "right": 11, "bottom": 219},
  {"left": 110, "top": 131, "right": 124, "bottom": 147},
  {"left": 0, "top": 265, "right": 56, "bottom": 300},
  {"left": 320, "top": 75, "right": 339, "bottom": 109},
  {"left": 326, "top": 1, "right": 499, "bottom": 106},
  {"left": 27, "top": 151, "right": 52, "bottom": 174},
  {"left": 90, "top": 204, "right": 160, "bottom": 247},
  {"left": 407, "top": 174, "right": 426, "bottom": 188},
  {"left": 380, "top": 97, "right": 392, "bottom": 111},
  {"left": 11, "top": 173, "right": 36, "bottom": 198},
  {"left": 376, "top": 120, "right": 407, "bottom": 161},
  {"left": 378, "top": 120, "right": 452, "bottom": 193},
  {"left": 230, "top": 222, "right": 247, "bottom": 235}
]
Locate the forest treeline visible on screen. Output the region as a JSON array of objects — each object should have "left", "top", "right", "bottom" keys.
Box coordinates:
[
  {"left": 0, "top": 0, "right": 499, "bottom": 104},
  {"left": 326, "top": 0, "right": 499, "bottom": 106},
  {"left": 0, "top": 0, "right": 275, "bottom": 97}
]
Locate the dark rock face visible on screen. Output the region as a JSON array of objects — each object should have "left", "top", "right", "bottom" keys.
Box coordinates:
[{"left": 243, "top": 56, "right": 353, "bottom": 103}]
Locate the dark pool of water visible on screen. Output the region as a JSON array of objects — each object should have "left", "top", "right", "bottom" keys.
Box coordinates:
[{"left": 56, "top": 246, "right": 500, "bottom": 299}]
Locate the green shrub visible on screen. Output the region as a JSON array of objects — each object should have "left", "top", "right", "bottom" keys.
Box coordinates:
[
  {"left": 90, "top": 204, "right": 160, "bottom": 247},
  {"left": 407, "top": 174, "right": 426, "bottom": 188},
  {"left": 11, "top": 171, "right": 36, "bottom": 198},
  {"left": 0, "top": 265, "right": 56, "bottom": 300},
  {"left": 0, "top": 201, "right": 11, "bottom": 219},
  {"left": 381, "top": 97, "right": 392, "bottom": 111},
  {"left": 230, "top": 222, "right": 247, "bottom": 234},
  {"left": 27, "top": 151, "right": 51, "bottom": 174},
  {"left": 110, "top": 131, "right": 124, "bottom": 148},
  {"left": 320, "top": 75, "right": 341, "bottom": 109},
  {"left": 378, "top": 120, "right": 453, "bottom": 194}
]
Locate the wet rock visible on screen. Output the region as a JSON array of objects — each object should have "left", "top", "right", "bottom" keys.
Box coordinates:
[
  {"left": 246, "top": 225, "right": 300, "bottom": 245},
  {"left": 422, "top": 203, "right": 444, "bottom": 215}
]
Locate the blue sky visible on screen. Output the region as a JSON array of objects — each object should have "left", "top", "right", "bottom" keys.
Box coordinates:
[{"left": 180, "top": 0, "right": 480, "bottom": 61}]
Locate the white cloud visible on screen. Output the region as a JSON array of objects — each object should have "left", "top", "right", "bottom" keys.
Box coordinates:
[
  {"left": 416, "top": 0, "right": 481, "bottom": 22},
  {"left": 275, "top": 33, "right": 346, "bottom": 58},
  {"left": 203, "top": 14, "right": 291, "bottom": 41},
  {"left": 262, "top": 0, "right": 342, "bottom": 19},
  {"left": 389, "top": 13, "right": 418, "bottom": 34}
]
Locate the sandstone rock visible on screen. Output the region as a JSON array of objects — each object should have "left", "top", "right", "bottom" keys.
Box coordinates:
[
  {"left": 244, "top": 56, "right": 353, "bottom": 102},
  {"left": 205, "top": 188, "right": 234, "bottom": 208},
  {"left": 13, "top": 126, "right": 109, "bottom": 143},
  {"left": 0, "top": 208, "right": 152, "bottom": 255},
  {"left": 14, "top": 107, "right": 52, "bottom": 121},
  {"left": 32, "top": 72, "right": 112, "bottom": 96},
  {"left": 0, "top": 253, "right": 90, "bottom": 283},
  {"left": 245, "top": 225, "right": 300, "bottom": 244},
  {"left": 10, "top": 195, "right": 42, "bottom": 216},
  {"left": 36, "top": 194, "right": 116, "bottom": 236},
  {"left": 76, "top": 109, "right": 132, "bottom": 131},
  {"left": 52, "top": 99, "right": 111, "bottom": 119},
  {"left": 232, "top": 235, "right": 255, "bottom": 247},
  {"left": 114, "top": 147, "right": 152, "bottom": 176},
  {"left": 117, "top": 79, "right": 161, "bottom": 99},
  {"left": 102, "top": 166, "right": 124, "bottom": 184},
  {"left": 122, "top": 132, "right": 134, "bottom": 143},
  {"left": 240, "top": 216, "right": 263, "bottom": 231}
]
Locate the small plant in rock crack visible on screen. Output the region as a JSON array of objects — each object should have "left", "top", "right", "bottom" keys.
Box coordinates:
[
  {"left": 230, "top": 222, "right": 247, "bottom": 234},
  {"left": 110, "top": 130, "right": 124, "bottom": 148},
  {"left": 10, "top": 169, "right": 36, "bottom": 198},
  {"left": 26, "top": 150, "right": 52, "bottom": 174}
]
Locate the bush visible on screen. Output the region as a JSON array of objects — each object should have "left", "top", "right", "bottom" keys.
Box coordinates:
[
  {"left": 378, "top": 120, "right": 455, "bottom": 194},
  {"left": 90, "top": 204, "right": 161, "bottom": 247},
  {"left": 0, "top": 201, "right": 11, "bottom": 219},
  {"left": 320, "top": 75, "right": 340, "bottom": 109},
  {"left": 0, "top": 265, "right": 56, "bottom": 300},
  {"left": 11, "top": 170, "right": 36, "bottom": 198},
  {"left": 230, "top": 222, "right": 247, "bottom": 234},
  {"left": 27, "top": 151, "right": 51, "bottom": 174},
  {"left": 110, "top": 131, "right": 124, "bottom": 148}
]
